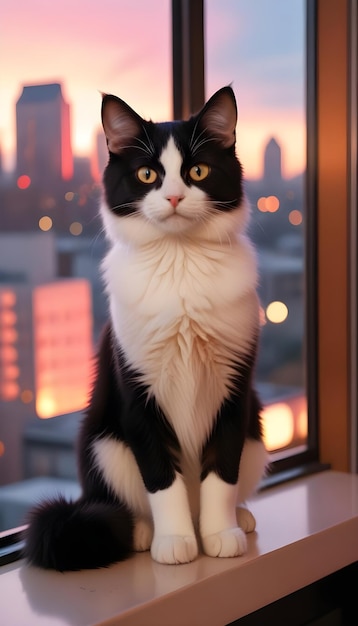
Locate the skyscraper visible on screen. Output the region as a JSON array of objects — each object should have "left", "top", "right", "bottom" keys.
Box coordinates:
[
  {"left": 16, "top": 83, "right": 73, "bottom": 186},
  {"left": 263, "top": 137, "right": 282, "bottom": 182}
]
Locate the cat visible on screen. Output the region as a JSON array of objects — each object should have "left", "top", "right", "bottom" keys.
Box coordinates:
[{"left": 24, "top": 86, "right": 268, "bottom": 570}]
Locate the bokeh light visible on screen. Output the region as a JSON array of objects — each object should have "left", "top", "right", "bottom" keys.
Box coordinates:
[
  {"left": 262, "top": 402, "right": 295, "bottom": 451},
  {"left": 289, "top": 209, "right": 303, "bottom": 226},
  {"left": 39, "top": 216, "right": 53, "bottom": 231},
  {"left": 17, "top": 174, "right": 31, "bottom": 189},
  {"left": 266, "top": 301, "right": 289, "bottom": 324}
]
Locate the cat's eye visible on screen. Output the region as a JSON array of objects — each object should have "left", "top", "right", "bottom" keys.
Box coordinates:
[
  {"left": 136, "top": 166, "right": 158, "bottom": 184},
  {"left": 189, "top": 163, "right": 210, "bottom": 182}
]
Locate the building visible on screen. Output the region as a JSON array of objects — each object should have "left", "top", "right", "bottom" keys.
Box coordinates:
[
  {"left": 16, "top": 83, "right": 73, "bottom": 187},
  {"left": 263, "top": 137, "right": 282, "bottom": 183}
]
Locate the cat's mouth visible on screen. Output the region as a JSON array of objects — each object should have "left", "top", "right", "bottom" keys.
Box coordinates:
[{"left": 156, "top": 208, "right": 194, "bottom": 232}]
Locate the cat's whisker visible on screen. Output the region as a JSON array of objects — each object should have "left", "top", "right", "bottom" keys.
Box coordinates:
[{"left": 141, "top": 125, "right": 156, "bottom": 155}]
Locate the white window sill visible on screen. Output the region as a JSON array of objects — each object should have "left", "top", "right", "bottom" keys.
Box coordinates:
[{"left": 1, "top": 470, "right": 358, "bottom": 626}]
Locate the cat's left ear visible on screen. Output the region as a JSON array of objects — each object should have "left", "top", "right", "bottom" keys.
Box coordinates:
[
  {"left": 197, "top": 86, "right": 237, "bottom": 148},
  {"left": 101, "top": 94, "right": 143, "bottom": 154}
]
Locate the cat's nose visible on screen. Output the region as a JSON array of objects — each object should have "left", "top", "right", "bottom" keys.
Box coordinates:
[{"left": 167, "top": 195, "right": 184, "bottom": 209}]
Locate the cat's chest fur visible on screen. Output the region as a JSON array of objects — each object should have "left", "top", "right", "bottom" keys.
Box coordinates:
[{"left": 102, "top": 234, "right": 258, "bottom": 455}]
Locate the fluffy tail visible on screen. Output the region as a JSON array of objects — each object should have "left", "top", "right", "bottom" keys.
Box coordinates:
[{"left": 23, "top": 497, "right": 134, "bottom": 571}]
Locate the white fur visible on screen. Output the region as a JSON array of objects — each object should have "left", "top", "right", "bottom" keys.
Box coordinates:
[
  {"left": 148, "top": 474, "right": 198, "bottom": 564},
  {"left": 93, "top": 437, "right": 151, "bottom": 518}
]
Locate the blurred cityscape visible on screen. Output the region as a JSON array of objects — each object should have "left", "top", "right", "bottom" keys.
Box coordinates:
[{"left": 0, "top": 82, "right": 306, "bottom": 520}]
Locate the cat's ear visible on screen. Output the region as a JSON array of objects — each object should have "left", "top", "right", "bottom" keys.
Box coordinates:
[
  {"left": 197, "top": 86, "right": 237, "bottom": 148},
  {"left": 101, "top": 94, "right": 142, "bottom": 154}
]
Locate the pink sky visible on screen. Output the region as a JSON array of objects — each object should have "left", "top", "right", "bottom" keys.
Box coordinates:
[{"left": 0, "top": 0, "right": 305, "bottom": 180}]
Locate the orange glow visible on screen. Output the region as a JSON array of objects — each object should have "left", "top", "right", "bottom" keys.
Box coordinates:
[
  {"left": 17, "top": 174, "right": 31, "bottom": 189},
  {"left": 2, "top": 364, "right": 20, "bottom": 380},
  {"left": 21, "top": 389, "right": 34, "bottom": 404},
  {"left": 0, "top": 441, "right": 5, "bottom": 457},
  {"left": 266, "top": 195, "right": 280, "bottom": 213},
  {"left": 289, "top": 209, "right": 303, "bottom": 226},
  {"left": 262, "top": 402, "right": 295, "bottom": 451},
  {"left": 0, "top": 291, "right": 16, "bottom": 307},
  {"left": 33, "top": 280, "right": 93, "bottom": 418},
  {"left": 1, "top": 328, "right": 18, "bottom": 343},
  {"left": 257, "top": 197, "right": 267, "bottom": 212},
  {"left": 257, "top": 196, "right": 280, "bottom": 213},
  {"left": 39, "top": 216, "right": 53, "bottom": 231},
  {"left": 1, "top": 382, "right": 20, "bottom": 401},
  {"left": 0, "top": 310, "right": 17, "bottom": 326},
  {"left": 297, "top": 407, "right": 308, "bottom": 439},
  {"left": 0, "top": 346, "right": 18, "bottom": 362}
]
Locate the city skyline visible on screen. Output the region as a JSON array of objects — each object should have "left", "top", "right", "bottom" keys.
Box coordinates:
[{"left": 0, "top": 0, "right": 305, "bottom": 179}]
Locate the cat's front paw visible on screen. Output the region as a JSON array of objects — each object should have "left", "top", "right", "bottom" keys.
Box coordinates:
[
  {"left": 133, "top": 518, "right": 154, "bottom": 552},
  {"left": 151, "top": 534, "right": 198, "bottom": 565},
  {"left": 202, "top": 527, "right": 247, "bottom": 558},
  {"left": 237, "top": 506, "right": 256, "bottom": 533}
]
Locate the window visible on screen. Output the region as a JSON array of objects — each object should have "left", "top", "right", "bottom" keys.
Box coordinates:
[
  {"left": 0, "top": 0, "right": 355, "bottom": 542},
  {"left": 206, "top": 0, "right": 308, "bottom": 459}
]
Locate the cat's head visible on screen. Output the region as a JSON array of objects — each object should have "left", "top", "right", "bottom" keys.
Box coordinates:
[{"left": 101, "top": 86, "right": 248, "bottom": 245}]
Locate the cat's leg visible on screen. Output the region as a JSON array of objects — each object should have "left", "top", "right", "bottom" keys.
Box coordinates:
[
  {"left": 148, "top": 473, "right": 198, "bottom": 564},
  {"left": 200, "top": 472, "right": 247, "bottom": 557},
  {"left": 118, "top": 362, "right": 197, "bottom": 564},
  {"left": 200, "top": 380, "right": 264, "bottom": 558},
  {"left": 133, "top": 517, "right": 154, "bottom": 552}
]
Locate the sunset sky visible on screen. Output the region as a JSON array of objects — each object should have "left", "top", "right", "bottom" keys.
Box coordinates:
[{"left": 0, "top": 0, "right": 305, "bottom": 180}]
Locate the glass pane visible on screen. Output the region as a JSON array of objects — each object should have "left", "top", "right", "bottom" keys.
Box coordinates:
[
  {"left": 205, "top": 0, "right": 307, "bottom": 455},
  {"left": 0, "top": 0, "right": 171, "bottom": 530}
]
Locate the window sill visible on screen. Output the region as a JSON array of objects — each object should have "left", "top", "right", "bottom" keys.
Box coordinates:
[{"left": 1, "top": 471, "right": 358, "bottom": 626}]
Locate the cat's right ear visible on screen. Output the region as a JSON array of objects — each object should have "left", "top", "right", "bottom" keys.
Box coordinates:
[{"left": 101, "top": 95, "right": 142, "bottom": 154}]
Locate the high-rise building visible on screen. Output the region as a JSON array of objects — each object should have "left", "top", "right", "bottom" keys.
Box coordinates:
[
  {"left": 16, "top": 83, "right": 73, "bottom": 186},
  {"left": 0, "top": 277, "right": 93, "bottom": 485},
  {"left": 263, "top": 137, "right": 282, "bottom": 182}
]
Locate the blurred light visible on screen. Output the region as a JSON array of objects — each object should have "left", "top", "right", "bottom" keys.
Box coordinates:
[
  {"left": 39, "top": 216, "right": 53, "bottom": 231},
  {"left": 0, "top": 310, "right": 17, "bottom": 326},
  {"left": 0, "top": 346, "right": 18, "bottom": 362},
  {"left": 21, "top": 389, "right": 34, "bottom": 404},
  {"left": 0, "top": 291, "right": 16, "bottom": 307},
  {"left": 289, "top": 210, "right": 303, "bottom": 226},
  {"left": 262, "top": 402, "right": 295, "bottom": 451},
  {"left": 3, "top": 365, "right": 20, "bottom": 380},
  {"left": 257, "top": 197, "right": 267, "bottom": 212},
  {"left": 65, "top": 192, "right": 75, "bottom": 201},
  {"left": 33, "top": 280, "right": 93, "bottom": 418},
  {"left": 266, "top": 301, "right": 288, "bottom": 324},
  {"left": 256, "top": 195, "right": 279, "bottom": 213},
  {"left": 69, "top": 221, "right": 83, "bottom": 236},
  {"left": 266, "top": 195, "right": 280, "bottom": 212},
  {"left": 297, "top": 407, "right": 308, "bottom": 439},
  {"left": 1, "top": 382, "right": 20, "bottom": 401},
  {"left": 0, "top": 441, "right": 5, "bottom": 457},
  {"left": 1, "top": 328, "right": 18, "bottom": 342},
  {"left": 17, "top": 175, "right": 31, "bottom": 190}
]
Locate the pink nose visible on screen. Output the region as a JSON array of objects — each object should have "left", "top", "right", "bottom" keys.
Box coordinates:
[{"left": 167, "top": 195, "right": 184, "bottom": 209}]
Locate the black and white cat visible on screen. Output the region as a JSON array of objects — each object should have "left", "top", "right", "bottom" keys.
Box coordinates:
[{"left": 25, "top": 86, "right": 268, "bottom": 570}]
